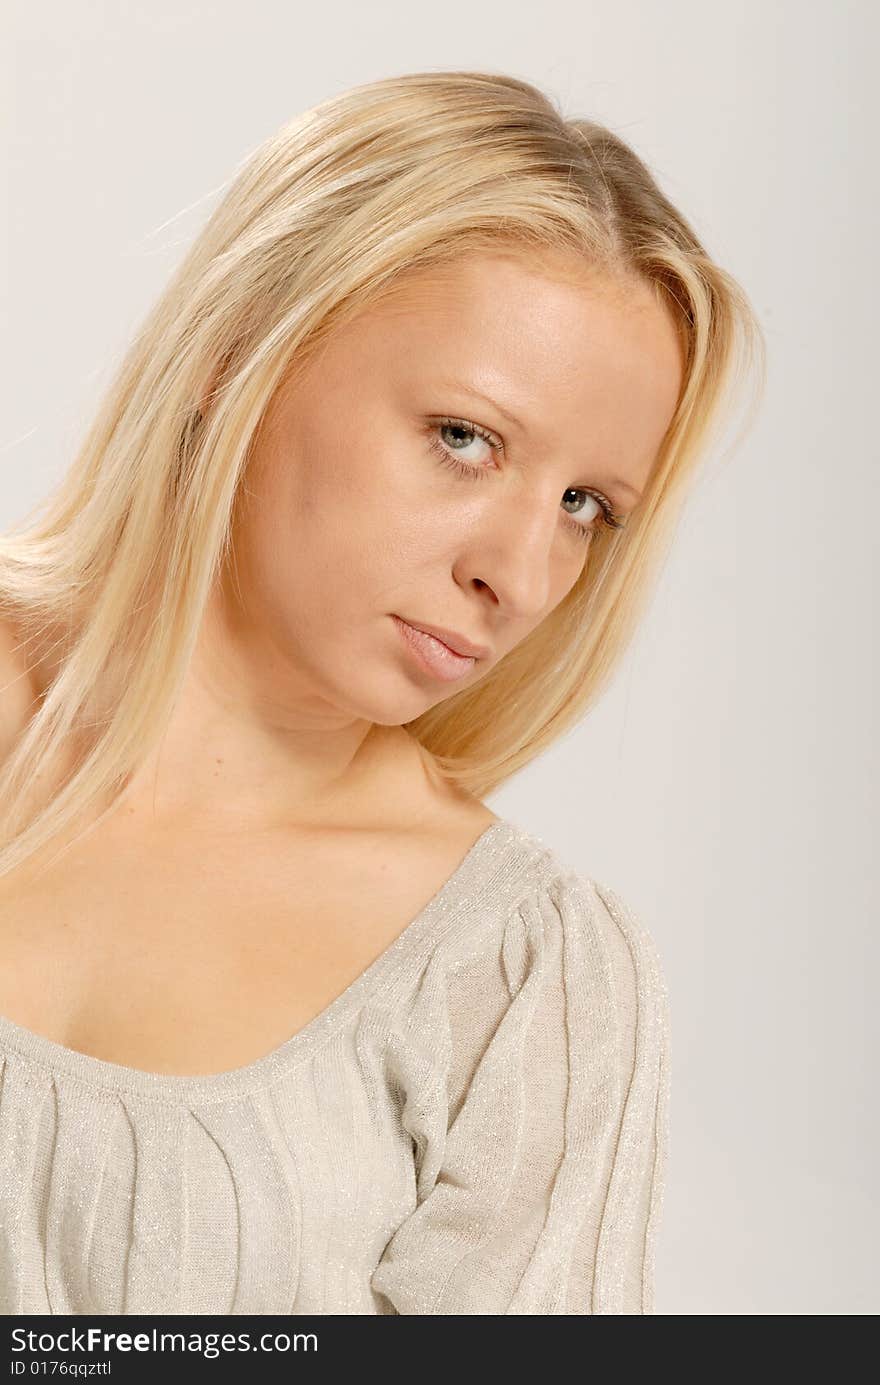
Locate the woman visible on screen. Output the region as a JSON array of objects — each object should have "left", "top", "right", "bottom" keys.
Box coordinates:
[{"left": 0, "top": 71, "right": 762, "bottom": 1314}]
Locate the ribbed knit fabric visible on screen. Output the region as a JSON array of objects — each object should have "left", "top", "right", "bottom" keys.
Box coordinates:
[{"left": 0, "top": 818, "right": 670, "bottom": 1315}]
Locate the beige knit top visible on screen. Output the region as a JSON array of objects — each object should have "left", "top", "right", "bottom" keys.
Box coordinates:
[{"left": 0, "top": 818, "right": 670, "bottom": 1316}]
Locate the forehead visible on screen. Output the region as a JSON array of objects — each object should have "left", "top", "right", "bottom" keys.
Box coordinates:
[
  {"left": 372, "top": 243, "right": 678, "bottom": 341},
  {"left": 288, "top": 248, "right": 685, "bottom": 486},
  {"left": 382, "top": 251, "right": 679, "bottom": 457},
  {"left": 379, "top": 248, "right": 674, "bottom": 389}
]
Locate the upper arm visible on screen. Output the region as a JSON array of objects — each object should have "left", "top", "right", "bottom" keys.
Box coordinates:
[{"left": 370, "top": 870, "right": 671, "bottom": 1314}]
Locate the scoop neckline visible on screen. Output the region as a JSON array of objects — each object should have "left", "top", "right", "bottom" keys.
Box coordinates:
[{"left": 0, "top": 817, "right": 528, "bottom": 1105}]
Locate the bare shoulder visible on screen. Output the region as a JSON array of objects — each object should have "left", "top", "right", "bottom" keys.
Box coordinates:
[{"left": 416, "top": 754, "right": 500, "bottom": 836}]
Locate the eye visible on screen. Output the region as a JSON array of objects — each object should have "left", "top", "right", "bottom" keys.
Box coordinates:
[
  {"left": 425, "top": 416, "right": 627, "bottom": 543},
  {"left": 433, "top": 418, "right": 498, "bottom": 466}
]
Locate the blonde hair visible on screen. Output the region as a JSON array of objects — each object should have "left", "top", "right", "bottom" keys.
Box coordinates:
[{"left": 0, "top": 69, "right": 764, "bottom": 879}]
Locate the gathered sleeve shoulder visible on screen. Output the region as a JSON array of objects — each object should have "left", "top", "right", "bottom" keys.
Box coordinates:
[{"left": 369, "top": 868, "right": 671, "bottom": 1315}]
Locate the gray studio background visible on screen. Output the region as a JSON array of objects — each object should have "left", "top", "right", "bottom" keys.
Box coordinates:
[{"left": 2, "top": 0, "right": 876, "bottom": 1315}]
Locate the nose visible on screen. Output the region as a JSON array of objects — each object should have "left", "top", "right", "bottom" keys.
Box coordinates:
[{"left": 463, "top": 490, "right": 567, "bottom": 620}]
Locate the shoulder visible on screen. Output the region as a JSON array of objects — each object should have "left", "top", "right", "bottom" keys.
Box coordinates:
[
  {"left": 427, "top": 824, "right": 670, "bottom": 1089},
  {"left": 441, "top": 822, "right": 669, "bottom": 1021},
  {"left": 381, "top": 819, "right": 670, "bottom": 1103}
]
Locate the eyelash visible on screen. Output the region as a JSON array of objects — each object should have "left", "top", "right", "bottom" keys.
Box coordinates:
[{"left": 426, "top": 416, "right": 627, "bottom": 542}]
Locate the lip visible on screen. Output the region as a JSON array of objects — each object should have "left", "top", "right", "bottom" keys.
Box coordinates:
[{"left": 394, "top": 617, "right": 491, "bottom": 661}]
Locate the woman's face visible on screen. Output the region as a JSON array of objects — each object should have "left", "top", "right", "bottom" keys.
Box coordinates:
[{"left": 222, "top": 248, "right": 683, "bottom": 728}]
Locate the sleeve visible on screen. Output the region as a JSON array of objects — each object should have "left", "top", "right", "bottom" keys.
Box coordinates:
[{"left": 369, "top": 870, "right": 671, "bottom": 1315}]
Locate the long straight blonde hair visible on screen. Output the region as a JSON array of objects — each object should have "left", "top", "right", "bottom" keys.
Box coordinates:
[{"left": 0, "top": 70, "right": 764, "bottom": 879}]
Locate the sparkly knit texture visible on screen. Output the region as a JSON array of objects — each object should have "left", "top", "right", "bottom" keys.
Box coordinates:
[{"left": 0, "top": 818, "right": 670, "bottom": 1315}]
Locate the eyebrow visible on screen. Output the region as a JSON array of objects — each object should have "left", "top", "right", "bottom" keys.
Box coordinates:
[{"left": 436, "top": 380, "right": 644, "bottom": 505}]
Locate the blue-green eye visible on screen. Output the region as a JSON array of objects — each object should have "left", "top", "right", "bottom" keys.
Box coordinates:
[{"left": 426, "top": 416, "right": 626, "bottom": 542}]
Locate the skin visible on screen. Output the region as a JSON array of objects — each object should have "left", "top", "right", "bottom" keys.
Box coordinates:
[
  {"left": 0, "top": 246, "right": 685, "bottom": 1073},
  {"left": 4, "top": 246, "right": 685, "bottom": 836}
]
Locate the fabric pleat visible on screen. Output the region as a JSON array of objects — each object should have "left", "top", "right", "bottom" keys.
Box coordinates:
[{"left": 0, "top": 819, "right": 670, "bottom": 1315}]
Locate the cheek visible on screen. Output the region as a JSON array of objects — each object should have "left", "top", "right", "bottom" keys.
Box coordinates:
[
  {"left": 254, "top": 474, "right": 407, "bottom": 623},
  {"left": 542, "top": 550, "right": 588, "bottom": 619},
  {"left": 244, "top": 428, "right": 465, "bottom": 622},
  {"left": 335, "top": 441, "right": 447, "bottom": 563}
]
